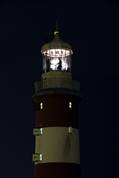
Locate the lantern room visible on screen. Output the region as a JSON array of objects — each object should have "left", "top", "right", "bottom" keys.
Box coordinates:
[{"left": 41, "top": 30, "right": 73, "bottom": 73}]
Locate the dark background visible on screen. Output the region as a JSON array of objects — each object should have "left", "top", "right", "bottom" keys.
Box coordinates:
[{"left": 0, "top": 0, "right": 119, "bottom": 178}]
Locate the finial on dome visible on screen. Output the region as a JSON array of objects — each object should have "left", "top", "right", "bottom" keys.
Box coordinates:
[{"left": 54, "top": 21, "right": 60, "bottom": 37}]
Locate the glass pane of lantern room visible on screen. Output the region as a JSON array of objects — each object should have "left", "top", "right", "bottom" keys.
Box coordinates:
[
  {"left": 42, "top": 49, "right": 72, "bottom": 72},
  {"left": 61, "top": 54, "right": 71, "bottom": 72}
]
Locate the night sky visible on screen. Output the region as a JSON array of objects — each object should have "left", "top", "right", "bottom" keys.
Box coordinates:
[{"left": 0, "top": 0, "right": 119, "bottom": 178}]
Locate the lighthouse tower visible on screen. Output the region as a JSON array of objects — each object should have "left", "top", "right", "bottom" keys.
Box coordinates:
[{"left": 32, "top": 29, "right": 80, "bottom": 178}]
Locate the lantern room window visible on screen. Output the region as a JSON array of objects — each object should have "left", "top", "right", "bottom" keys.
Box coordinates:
[{"left": 42, "top": 49, "right": 72, "bottom": 72}]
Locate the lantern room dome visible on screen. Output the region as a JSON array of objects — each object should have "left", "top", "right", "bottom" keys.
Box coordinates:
[{"left": 41, "top": 30, "right": 72, "bottom": 53}]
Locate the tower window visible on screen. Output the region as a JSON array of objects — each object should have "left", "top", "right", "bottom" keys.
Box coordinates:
[
  {"left": 40, "top": 128, "right": 43, "bottom": 135},
  {"left": 32, "top": 153, "right": 43, "bottom": 162},
  {"left": 39, "top": 154, "right": 43, "bottom": 161},
  {"left": 68, "top": 127, "right": 73, "bottom": 134},
  {"left": 32, "top": 153, "right": 39, "bottom": 162},
  {"left": 33, "top": 128, "right": 43, "bottom": 135},
  {"left": 69, "top": 102, "right": 72, "bottom": 109},
  {"left": 40, "top": 102, "right": 43, "bottom": 110}
]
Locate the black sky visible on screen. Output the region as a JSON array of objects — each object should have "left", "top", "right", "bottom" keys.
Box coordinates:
[{"left": 0, "top": 0, "right": 119, "bottom": 178}]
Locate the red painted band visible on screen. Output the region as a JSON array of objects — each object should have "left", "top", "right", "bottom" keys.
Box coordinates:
[
  {"left": 34, "top": 163, "right": 80, "bottom": 178},
  {"left": 33, "top": 94, "right": 80, "bottom": 128}
]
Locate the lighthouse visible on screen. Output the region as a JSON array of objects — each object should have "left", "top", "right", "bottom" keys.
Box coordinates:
[{"left": 32, "top": 28, "right": 81, "bottom": 178}]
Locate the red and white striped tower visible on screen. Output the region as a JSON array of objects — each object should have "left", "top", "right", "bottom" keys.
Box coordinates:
[{"left": 32, "top": 29, "right": 81, "bottom": 178}]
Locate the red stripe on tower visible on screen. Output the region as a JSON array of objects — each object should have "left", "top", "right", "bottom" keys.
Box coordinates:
[{"left": 32, "top": 28, "right": 81, "bottom": 178}]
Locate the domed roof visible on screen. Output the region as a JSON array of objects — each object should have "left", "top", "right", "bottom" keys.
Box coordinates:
[{"left": 41, "top": 30, "right": 72, "bottom": 53}]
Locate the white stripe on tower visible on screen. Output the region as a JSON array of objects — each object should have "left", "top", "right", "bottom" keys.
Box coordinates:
[{"left": 33, "top": 127, "right": 80, "bottom": 164}]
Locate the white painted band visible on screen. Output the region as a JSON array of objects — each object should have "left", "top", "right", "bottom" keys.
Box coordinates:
[{"left": 34, "top": 127, "right": 80, "bottom": 164}]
